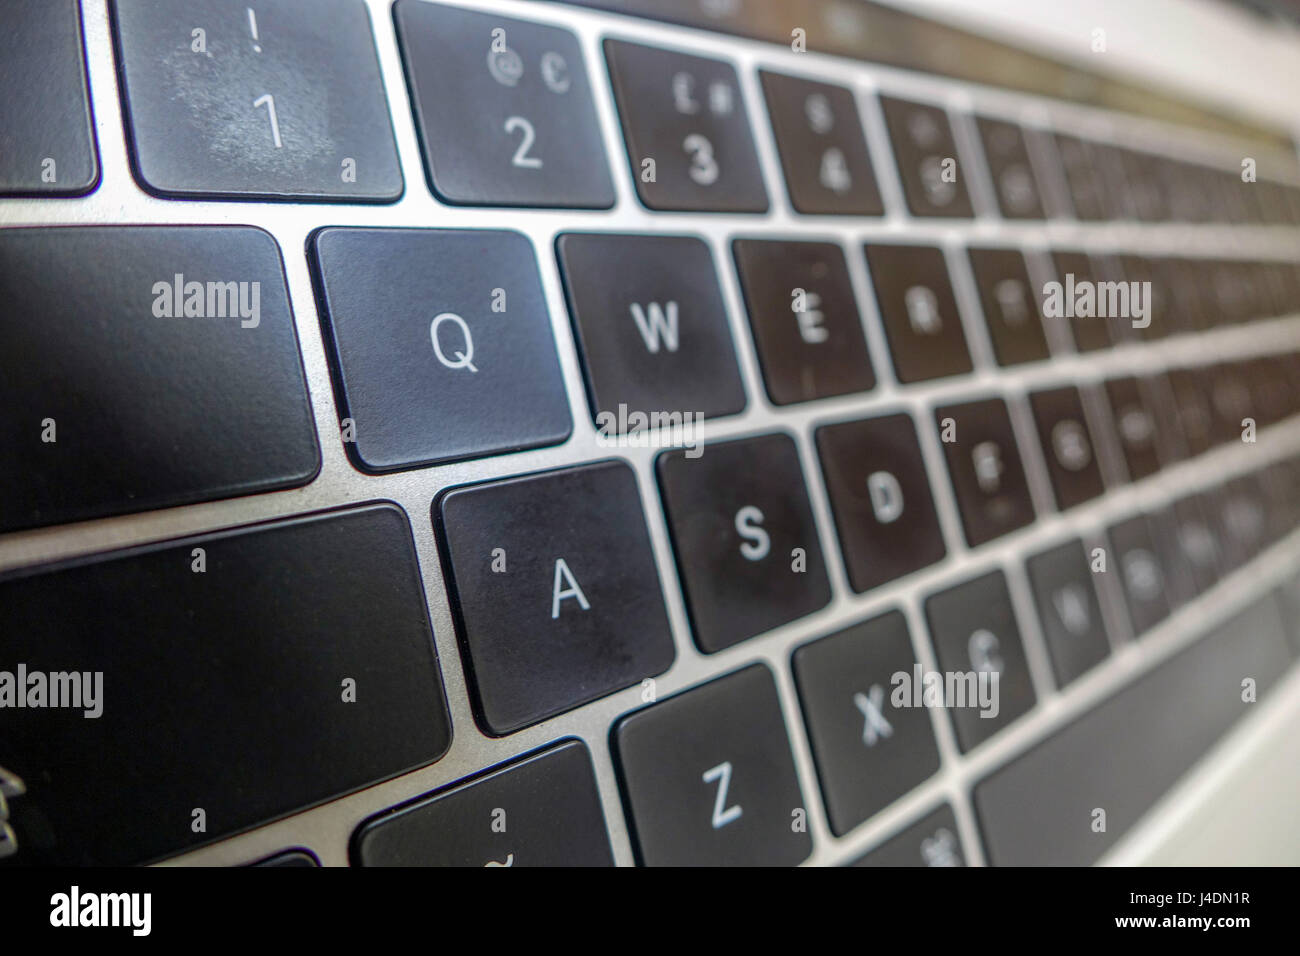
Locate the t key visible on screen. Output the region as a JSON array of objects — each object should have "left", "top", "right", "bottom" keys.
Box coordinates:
[
  {"left": 112, "top": 0, "right": 402, "bottom": 201},
  {"left": 604, "top": 39, "right": 768, "bottom": 212}
]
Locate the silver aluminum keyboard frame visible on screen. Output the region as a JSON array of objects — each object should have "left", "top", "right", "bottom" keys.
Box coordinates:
[{"left": 2, "top": 0, "right": 1300, "bottom": 867}]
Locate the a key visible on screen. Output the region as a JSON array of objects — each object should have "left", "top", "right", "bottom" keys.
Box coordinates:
[
  {"left": 353, "top": 741, "right": 614, "bottom": 867},
  {"left": 1027, "top": 386, "right": 1106, "bottom": 510},
  {"left": 814, "top": 414, "right": 947, "bottom": 593},
  {"left": 0, "top": 0, "right": 98, "bottom": 195},
  {"left": 613, "top": 664, "right": 811, "bottom": 866},
  {"left": 731, "top": 239, "right": 875, "bottom": 404},
  {"left": 0, "top": 505, "right": 451, "bottom": 866},
  {"left": 863, "top": 244, "right": 973, "bottom": 383},
  {"left": 657, "top": 434, "right": 831, "bottom": 653},
  {"left": 878, "top": 95, "right": 974, "bottom": 217},
  {"left": 557, "top": 233, "right": 747, "bottom": 426},
  {"left": 792, "top": 612, "right": 942, "bottom": 835},
  {"left": 1108, "top": 514, "right": 1171, "bottom": 636},
  {"left": 0, "top": 226, "right": 319, "bottom": 534},
  {"left": 933, "top": 397, "right": 1036, "bottom": 546},
  {"left": 850, "top": 805, "right": 965, "bottom": 867},
  {"left": 758, "top": 71, "right": 883, "bottom": 216},
  {"left": 923, "top": 570, "right": 1037, "bottom": 752},
  {"left": 112, "top": 0, "right": 402, "bottom": 201},
  {"left": 603, "top": 39, "right": 767, "bottom": 212},
  {"left": 966, "top": 247, "right": 1052, "bottom": 366},
  {"left": 974, "top": 595, "right": 1293, "bottom": 865},
  {"left": 435, "top": 460, "right": 675, "bottom": 735},
  {"left": 1025, "top": 539, "right": 1111, "bottom": 688},
  {"left": 1047, "top": 251, "right": 1116, "bottom": 351},
  {"left": 309, "top": 227, "right": 571, "bottom": 471},
  {"left": 975, "top": 116, "right": 1046, "bottom": 219},
  {"left": 1103, "top": 377, "right": 1162, "bottom": 481},
  {"left": 393, "top": 1, "right": 614, "bottom": 208}
]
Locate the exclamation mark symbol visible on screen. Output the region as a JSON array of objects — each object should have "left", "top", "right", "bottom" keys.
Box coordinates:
[{"left": 248, "top": 8, "right": 261, "bottom": 52}]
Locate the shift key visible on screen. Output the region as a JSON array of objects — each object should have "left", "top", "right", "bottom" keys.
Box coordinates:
[{"left": 0, "top": 504, "right": 452, "bottom": 866}]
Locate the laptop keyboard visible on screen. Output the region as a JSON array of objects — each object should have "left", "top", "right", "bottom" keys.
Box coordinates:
[{"left": 2, "top": 0, "right": 1300, "bottom": 867}]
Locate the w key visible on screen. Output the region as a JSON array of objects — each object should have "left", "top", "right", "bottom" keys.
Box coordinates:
[{"left": 557, "top": 233, "right": 747, "bottom": 426}]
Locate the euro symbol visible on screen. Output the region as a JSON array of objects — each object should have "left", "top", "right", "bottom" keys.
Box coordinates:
[{"left": 431, "top": 312, "right": 477, "bottom": 372}]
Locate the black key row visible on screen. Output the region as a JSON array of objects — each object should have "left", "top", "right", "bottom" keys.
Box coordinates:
[{"left": 9, "top": 0, "right": 1300, "bottom": 225}]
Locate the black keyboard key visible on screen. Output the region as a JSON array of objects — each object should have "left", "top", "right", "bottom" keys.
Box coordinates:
[
  {"left": 1210, "top": 479, "right": 1268, "bottom": 570},
  {"left": 658, "top": 434, "right": 831, "bottom": 654},
  {"left": 393, "top": 1, "right": 614, "bottom": 209},
  {"left": 1025, "top": 539, "right": 1111, "bottom": 688},
  {"left": 851, "top": 805, "right": 965, "bottom": 867},
  {"left": 0, "top": 505, "right": 451, "bottom": 866},
  {"left": 815, "top": 414, "right": 947, "bottom": 593},
  {"left": 1047, "top": 251, "right": 1115, "bottom": 351},
  {"left": 1104, "top": 377, "right": 1162, "bottom": 481},
  {"left": 604, "top": 39, "right": 767, "bottom": 212},
  {"left": 1108, "top": 514, "right": 1171, "bottom": 635},
  {"left": 1118, "top": 149, "right": 1170, "bottom": 222},
  {"left": 250, "top": 849, "right": 320, "bottom": 867},
  {"left": 792, "top": 612, "right": 941, "bottom": 836},
  {"left": 613, "top": 664, "right": 811, "bottom": 866},
  {"left": 975, "top": 116, "right": 1045, "bottom": 219},
  {"left": 436, "top": 460, "right": 675, "bottom": 735},
  {"left": 1028, "top": 386, "right": 1105, "bottom": 510},
  {"left": 975, "top": 595, "right": 1293, "bottom": 865},
  {"left": 1170, "top": 496, "right": 1223, "bottom": 595},
  {"left": 1168, "top": 367, "right": 1215, "bottom": 457},
  {"left": 878, "top": 95, "right": 974, "bottom": 217},
  {"left": 1208, "top": 364, "right": 1253, "bottom": 446},
  {"left": 864, "top": 244, "right": 973, "bottom": 383},
  {"left": 0, "top": 0, "right": 98, "bottom": 195},
  {"left": 1148, "top": 506, "right": 1196, "bottom": 610},
  {"left": 309, "top": 227, "right": 571, "bottom": 471},
  {"left": 557, "top": 233, "right": 746, "bottom": 425},
  {"left": 934, "top": 398, "right": 1036, "bottom": 546},
  {"left": 732, "top": 239, "right": 875, "bottom": 404},
  {"left": 112, "top": 0, "right": 402, "bottom": 201},
  {"left": 1052, "top": 134, "right": 1111, "bottom": 221},
  {"left": 924, "top": 570, "right": 1037, "bottom": 752},
  {"left": 353, "top": 741, "right": 614, "bottom": 867},
  {"left": 0, "top": 226, "right": 318, "bottom": 534},
  {"left": 966, "top": 247, "right": 1051, "bottom": 366},
  {"left": 758, "top": 71, "right": 883, "bottom": 216}
]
